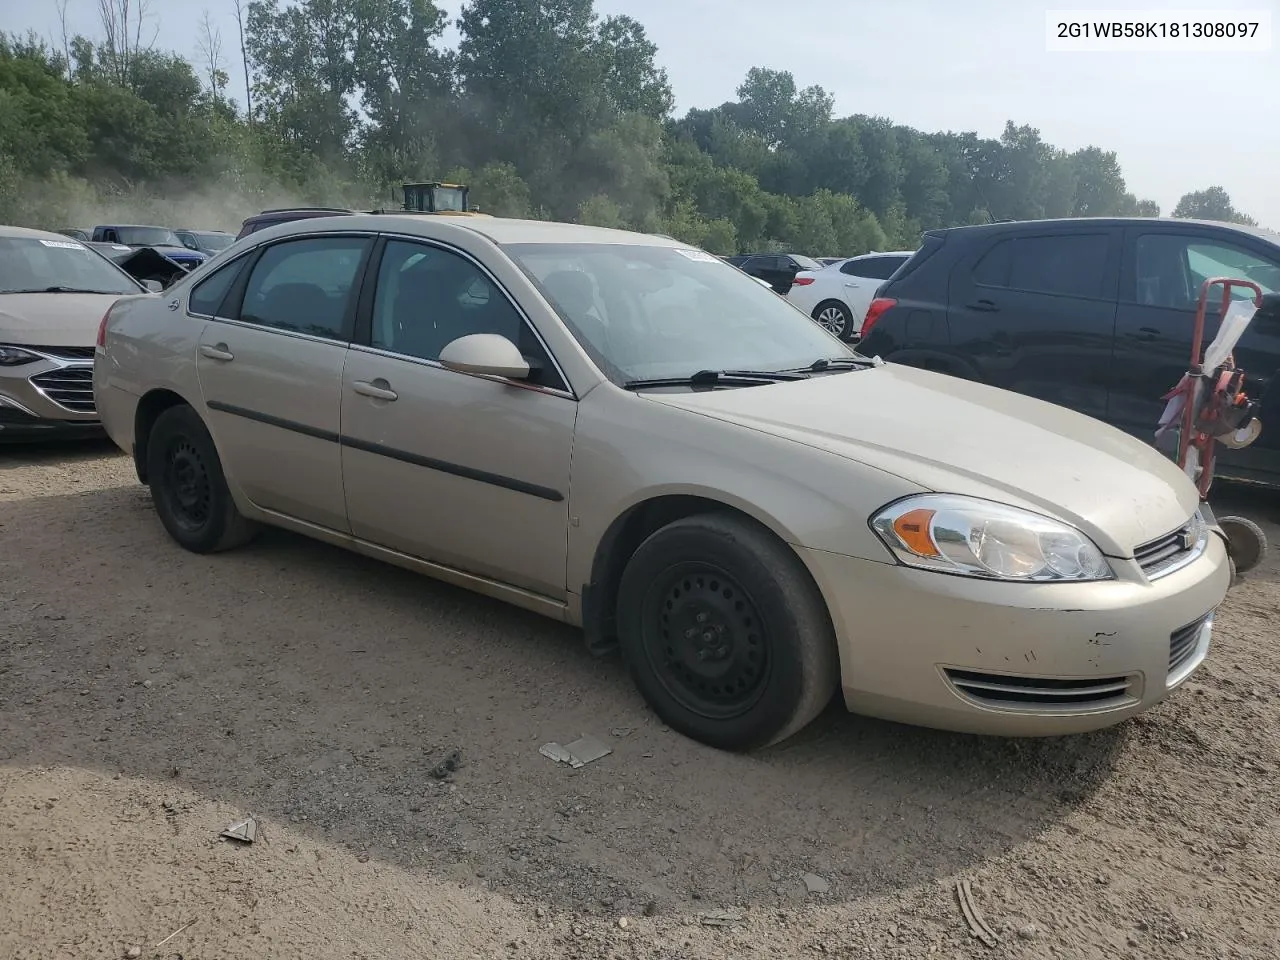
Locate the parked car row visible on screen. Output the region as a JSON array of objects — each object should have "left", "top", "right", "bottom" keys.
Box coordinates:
[{"left": 3, "top": 208, "right": 1252, "bottom": 755}]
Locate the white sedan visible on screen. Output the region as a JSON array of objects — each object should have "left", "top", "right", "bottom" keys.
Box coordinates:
[{"left": 787, "top": 251, "right": 915, "bottom": 341}]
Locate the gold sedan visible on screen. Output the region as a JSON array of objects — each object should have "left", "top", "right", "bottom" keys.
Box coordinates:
[{"left": 93, "top": 215, "right": 1229, "bottom": 750}]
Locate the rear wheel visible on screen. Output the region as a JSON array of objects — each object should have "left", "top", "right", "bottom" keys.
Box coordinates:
[
  {"left": 616, "top": 513, "right": 839, "bottom": 751},
  {"left": 146, "top": 405, "right": 258, "bottom": 553},
  {"left": 812, "top": 300, "right": 854, "bottom": 340}
]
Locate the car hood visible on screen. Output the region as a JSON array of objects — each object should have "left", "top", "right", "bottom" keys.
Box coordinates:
[
  {"left": 644, "top": 363, "right": 1198, "bottom": 556},
  {"left": 0, "top": 292, "right": 127, "bottom": 346}
]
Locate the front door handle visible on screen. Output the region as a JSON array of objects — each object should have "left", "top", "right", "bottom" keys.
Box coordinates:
[
  {"left": 843, "top": 282, "right": 859, "bottom": 288},
  {"left": 1128, "top": 327, "right": 1161, "bottom": 342},
  {"left": 352, "top": 378, "right": 398, "bottom": 401},
  {"left": 199, "top": 343, "right": 234, "bottom": 361},
  {"left": 967, "top": 299, "right": 999, "bottom": 313}
]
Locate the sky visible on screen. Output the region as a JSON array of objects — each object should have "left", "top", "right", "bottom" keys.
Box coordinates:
[{"left": 3, "top": 0, "right": 1276, "bottom": 227}]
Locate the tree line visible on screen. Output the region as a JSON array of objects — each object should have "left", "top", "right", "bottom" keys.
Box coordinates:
[{"left": 0, "top": 0, "right": 1263, "bottom": 254}]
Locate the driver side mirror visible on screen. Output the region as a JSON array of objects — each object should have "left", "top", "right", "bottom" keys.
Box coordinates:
[
  {"left": 179, "top": 237, "right": 199, "bottom": 250},
  {"left": 439, "top": 333, "right": 530, "bottom": 380},
  {"left": 142, "top": 279, "right": 164, "bottom": 293}
]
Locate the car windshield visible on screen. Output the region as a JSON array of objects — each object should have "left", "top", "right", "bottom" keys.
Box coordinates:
[
  {"left": 117, "top": 226, "right": 182, "bottom": 246},
  {"left": 790, "top": 254, "right": 822, "bottom": 271},
  {"left": 0, "top": 236, "right": 141, "bottom": 295},
  {"left": 505, "top": 242, "right": 857, "bottom": 383},
  {"left": 196, "top": 232, "right": 234, "bottom": 252}
]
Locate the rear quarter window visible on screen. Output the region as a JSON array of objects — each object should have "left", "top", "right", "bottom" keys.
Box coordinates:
[{"left": 883, "top": 235, "right": 944, "bottom": 287}]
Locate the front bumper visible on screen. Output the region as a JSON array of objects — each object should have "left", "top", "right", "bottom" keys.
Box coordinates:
[
  {"left": 0, "top": 350, "right": 100, "bottom": 440},
  {"left": 798, "top": 533, "right": 1230, "bottom": 736}
]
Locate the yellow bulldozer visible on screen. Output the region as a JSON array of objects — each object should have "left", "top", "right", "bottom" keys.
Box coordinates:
[{"left": 397, "top": 181, "right": 491, "bottom": 217}]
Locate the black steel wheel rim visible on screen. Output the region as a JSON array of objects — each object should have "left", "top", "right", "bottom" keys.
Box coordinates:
[
  {"left": 163, "top": 436, "right": 212, "bottom": 532},
  {"left": 639, "top": 561, "right": 771, "bottom": 720}
]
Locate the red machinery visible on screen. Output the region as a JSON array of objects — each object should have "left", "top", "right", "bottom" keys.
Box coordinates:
[{"left": 1154, "top": 277, "right": 1268, "bottom": 578}]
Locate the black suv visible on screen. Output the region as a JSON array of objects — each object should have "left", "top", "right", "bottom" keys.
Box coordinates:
[
  {"left": 858, "top": 217, "right": 1280, "bottom": 485},
  {"left": 725, "top": 252, "right": 824, "bottom": 294}
]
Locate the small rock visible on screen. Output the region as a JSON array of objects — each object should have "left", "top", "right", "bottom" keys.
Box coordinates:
[
  {"left": 125, "top": 948, "right": 142, "bottom": 958},
  {"left": 802, "top": 873, "right": 830, "bottom": 895},
  {"left": 618, "top": 917, "right": 628, "bottom": 929},
  {"left": 571, "top": 925, "right": 584, "bottom": 937},
  {"left": 770, "top": 872, "right": 781, "bottom": 883},
  {"left": 642, "top": 900, "right": 657, "bottom": 917},
  {"left": 1018, "top": 924, "right": 1039, "bottom": 940},
  {"left": 1127, "top": 935, "right": 1140, "bottom": 947},
  {"left": 142, "top": 680, "right": 153, "bottom": 689},
  {"left": 535, "top": 906, "right": 546, "bottom": 919},
  {"left": 888, "top": 924, "right": 898, "bottom": 938},
  {"left": 79, "top": 689, "right": 89, "bottom": 696}
]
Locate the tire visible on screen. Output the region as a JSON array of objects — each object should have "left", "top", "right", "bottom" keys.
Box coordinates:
[
  {"left": 616, "top": 512, "right": 839, "bottom": 751},
  {"left": 146, "top": 404, "right": 258, "bottom": 553},
  {"left": 1218, "top": 515, "right": 1266, "bottom": 575},
  {"left": 812, "top": 300, "right": 854, "bottom": 340}
]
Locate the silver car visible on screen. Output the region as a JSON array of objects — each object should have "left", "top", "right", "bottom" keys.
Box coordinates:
[{"left": 1, "top": 225, "right": 156, "bottom": 439}]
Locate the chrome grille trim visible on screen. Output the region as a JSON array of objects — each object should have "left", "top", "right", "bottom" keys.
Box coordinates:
[
  {"left": 30, "top": 365, "right": 95, "bottom": 414},
  {"left": 944, "top": 668, "right": 1138, "bottom": 713},
  {"left": 1134, "top": 514, "right": 1207, "bottom": 581}
]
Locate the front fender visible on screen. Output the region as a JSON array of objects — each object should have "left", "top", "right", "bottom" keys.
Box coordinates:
[{"left": 566, "top": 389, "right": 921, "bottom": 594}]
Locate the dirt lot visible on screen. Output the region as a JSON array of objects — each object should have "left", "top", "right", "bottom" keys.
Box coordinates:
[{"left": 1, "top": 441, "right": 1278, "bottom": 960}]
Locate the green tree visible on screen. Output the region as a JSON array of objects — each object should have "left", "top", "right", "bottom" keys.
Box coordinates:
[{"left": 1172, "top": 186, "right": 1256, "bottom": 226}]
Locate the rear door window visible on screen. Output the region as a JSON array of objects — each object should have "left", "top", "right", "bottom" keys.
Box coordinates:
[
  {"left": 975, "top": 234, "right": 1111, "bottom": 299},
  {"left": 237, "top": 236, "right": 371, "bottom": 340},
  {"left": 842, "top": 256, "right": 906, "bottom": 280}
]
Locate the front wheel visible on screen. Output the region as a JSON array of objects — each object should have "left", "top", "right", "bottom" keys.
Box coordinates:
[
  {"left": 616, "top": 513, "right": 839, "bottom": 751},
  {"left": 812, "top": 300, "right": 854, "bottom": 340},
  {"left": 146, "top": 404, "right": 258, "bottom": 553}
]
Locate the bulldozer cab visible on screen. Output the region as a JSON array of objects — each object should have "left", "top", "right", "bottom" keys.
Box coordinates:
[{"left": 402, "top": 182, "right": 470, "bottom": 214}]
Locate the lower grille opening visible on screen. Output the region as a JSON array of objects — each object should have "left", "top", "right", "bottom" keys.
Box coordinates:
[
  {"left": 945, "top": 668, "right": 1134, "bottom": 710},
  {"left": 1170, "top": 616, "right": 1208, "bottom": 675},
  {"left": 30, "top": 367, "right": 96, "bottom": 414}
]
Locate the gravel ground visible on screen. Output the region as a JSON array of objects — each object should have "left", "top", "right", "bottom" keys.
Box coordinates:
[{"left": 1, "top": 439, "right": 1278, "bottom": 960}]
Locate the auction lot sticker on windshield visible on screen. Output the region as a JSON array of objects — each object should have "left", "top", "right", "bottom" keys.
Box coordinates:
[
  {"left": 675, "top": 249, "right": 719, "bottom": 262},
  {"left": 39, "top": 239, "right": 87, "bottom": 250}
]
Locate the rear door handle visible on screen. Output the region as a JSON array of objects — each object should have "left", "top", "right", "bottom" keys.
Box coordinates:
[
  {"left": 352, "top": 379, "right": 398, "bottom": 401},
  {"left": 967, "top": 299, "right": 999, "bottom": 313},
  {"left": 1129, "top": 327, "right": 1161, "bottom": 342},
  {"left": 844, "top": 282, "right": 859, "bottom": 288},
  {"left": 199, "top": 343, "right": 234, "bottom": 361}
]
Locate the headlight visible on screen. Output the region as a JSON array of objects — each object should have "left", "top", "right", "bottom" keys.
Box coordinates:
[
  {"left": 871, "top": 494, "right": 1114, "bottom": 582},
  {"left": 0, "top": 346, "right": 42, "bottom": 366}
]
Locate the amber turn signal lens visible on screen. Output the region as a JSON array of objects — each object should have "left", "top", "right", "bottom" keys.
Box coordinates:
[{"left": 892, "top": 508, "right": 940, "bottom": 557}]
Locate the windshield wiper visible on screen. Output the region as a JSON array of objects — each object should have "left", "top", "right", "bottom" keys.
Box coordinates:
[
  {"left": 801, "top": 356, "right": 882, "bottom": 372},
  {"left": 1, "top": 286, "right": 116, "bottom": 294},
  {"left": 622, "top": 368, "right": 808, "bottom": 391}
]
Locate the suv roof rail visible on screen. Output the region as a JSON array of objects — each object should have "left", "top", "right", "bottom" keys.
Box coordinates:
[{"left": 255, "top": 206, "right": 354, "bottom": 215}]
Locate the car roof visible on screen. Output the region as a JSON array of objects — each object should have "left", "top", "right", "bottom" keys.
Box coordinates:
[
  {"left": 933, "top": 217, "right": 1280, "bottom": 247},
  {"left": 245, "top": 213, "right": 690, "bottom": 249},
  {"left": 0, "top": 223, "right": 86, "bottom": 242}
]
